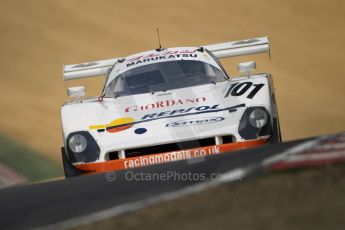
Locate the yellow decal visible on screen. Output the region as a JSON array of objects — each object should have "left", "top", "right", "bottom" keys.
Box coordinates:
[{"left": 89, "top": 117, "right": 135, "bottom": 133}]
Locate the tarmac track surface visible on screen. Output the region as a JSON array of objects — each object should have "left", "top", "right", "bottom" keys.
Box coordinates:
[{"left": 0, "top": 135, "right": 335, "bottom": 230}]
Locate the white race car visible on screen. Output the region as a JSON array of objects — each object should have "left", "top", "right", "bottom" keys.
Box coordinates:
[{"left": 61, "top": 37, "right": 281, "bottom": 177}]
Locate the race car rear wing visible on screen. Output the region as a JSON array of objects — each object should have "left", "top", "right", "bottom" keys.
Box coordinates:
[
  {"left": 204, "top": 36, "right": 269, "bottom": 59},
  {"left": 63, "top": 36, "right": 269, "bottom": 81},
  {"left": 63, "top": 57, "right": 120, "bottom": 81}
]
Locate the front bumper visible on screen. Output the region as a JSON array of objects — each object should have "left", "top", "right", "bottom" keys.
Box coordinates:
[{"left": 72, "top": 139, "right": 267, "bottom": 174}]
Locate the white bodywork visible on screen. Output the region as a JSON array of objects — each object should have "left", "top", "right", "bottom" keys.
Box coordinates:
[{"left": 61, "top": 37, "right": 277, "bottom": 166}]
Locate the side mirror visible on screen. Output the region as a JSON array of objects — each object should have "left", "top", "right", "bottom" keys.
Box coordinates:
[
  {"left": 237, "top": 61, "right": 256, "bottom": 77},
  {"left": 67, "top": 86, "right": 86, "bottom": 98}
]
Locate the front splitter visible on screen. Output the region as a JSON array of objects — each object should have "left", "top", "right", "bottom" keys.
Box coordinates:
[{"left": 73, "top": 139, "right": 267, "bottom": 173}]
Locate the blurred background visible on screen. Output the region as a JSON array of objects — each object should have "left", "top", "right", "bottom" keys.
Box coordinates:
[{"left": 0, "top": 0, "right": 344, "bottom": 183}]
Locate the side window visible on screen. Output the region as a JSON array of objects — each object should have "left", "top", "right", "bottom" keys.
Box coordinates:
[{"left": 104, "top": 80, "right": 116, "bottom": 97}]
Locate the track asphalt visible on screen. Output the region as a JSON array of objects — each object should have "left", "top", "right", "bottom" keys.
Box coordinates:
[{"left": 0, "top": 137, "right": 326, "bottom": 230}]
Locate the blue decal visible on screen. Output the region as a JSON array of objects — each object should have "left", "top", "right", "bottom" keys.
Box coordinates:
[{"left": 135, "top": 128, "right": 147, "bottom": 134}]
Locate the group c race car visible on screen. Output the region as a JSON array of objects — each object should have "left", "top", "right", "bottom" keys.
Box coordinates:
[{"left": 61, "top": 37, "right": 281, "bottom": 178}]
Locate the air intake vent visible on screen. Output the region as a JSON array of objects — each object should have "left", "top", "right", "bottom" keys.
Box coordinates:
[
  {"left": 107, "top": 135, "right": 235, "bottom": 160},
  {"left": 125, "top": 137, "right": 215, "bottom": 158}
]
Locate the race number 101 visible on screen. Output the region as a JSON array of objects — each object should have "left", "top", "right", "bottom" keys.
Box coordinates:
[{"left": 224, "top": 82, "right": 265, "bottom": 99}]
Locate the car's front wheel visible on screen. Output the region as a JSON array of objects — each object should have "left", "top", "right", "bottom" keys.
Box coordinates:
[
  {"left": 268, "top": 117, "right": 282, "bottom": 144},
  {"left": 61, "top": 147, "right": 87, "bottom": 178}
]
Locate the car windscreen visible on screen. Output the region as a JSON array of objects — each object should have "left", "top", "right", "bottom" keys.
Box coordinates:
[{"left": 104, "top": 60, "right": 227, "bottom": 97}]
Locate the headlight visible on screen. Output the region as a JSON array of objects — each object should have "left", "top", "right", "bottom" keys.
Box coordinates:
[
  {"left": 249, "top": 108, "right": 268, "bottom": 128},
  {"left": 238, "top": 106, "right": 272, "bottom": 140},
  {"left": 68, "top": 134, "right": 87, "bottom": 153},
  {"left": 66, "top": 131, "right": 100, "bottom": 163}
]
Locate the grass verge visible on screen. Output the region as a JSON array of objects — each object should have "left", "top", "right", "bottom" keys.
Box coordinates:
[{"left": 0, "top": 134, "right": 63, "bottom": 182}]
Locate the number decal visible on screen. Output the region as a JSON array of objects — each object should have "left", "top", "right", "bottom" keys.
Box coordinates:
[
  {"left": 224, "top": 82, "right": 239, "bottom": 98},
  {"left": 247, "top": 83, "right": 265, "bottom": 99},
  {"left": 225, "top": 82, "right": 265, "bottom": 99},
  {"left": 231, "top": 82, "right": 253, "bottom": 96}
]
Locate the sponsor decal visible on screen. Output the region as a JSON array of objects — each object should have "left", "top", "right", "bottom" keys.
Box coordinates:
[
  {"left": 125, "top": 97, "right": 207, "bottom": 112},
  {"left": 74, "top": 140, "right": 267, "bottom": 173},
  {"left": 124, "top": 145, "right": 220, "bottom": 169},
  {"left": 126, "top": 50, "right": 198, "bottom": 67},
  {"left": 127, "top": 50, "right": 197, "bottom": 62},
  {"left": 89, "top": 103, "right": 245, "bottom": 134},
  {"left": 166, "top": 117, "right": 225, "bottom": 127},
  {"left": 141, "top": 104, "right": 220, "bottom": 120}
]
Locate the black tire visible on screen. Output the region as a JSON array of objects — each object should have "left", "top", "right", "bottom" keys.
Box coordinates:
[
  {"left": 268, "top": 117, "right": 282, "bottom": 144},
  {"left": 61, "top": 147, "right": 87, "bottom": 178}
]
